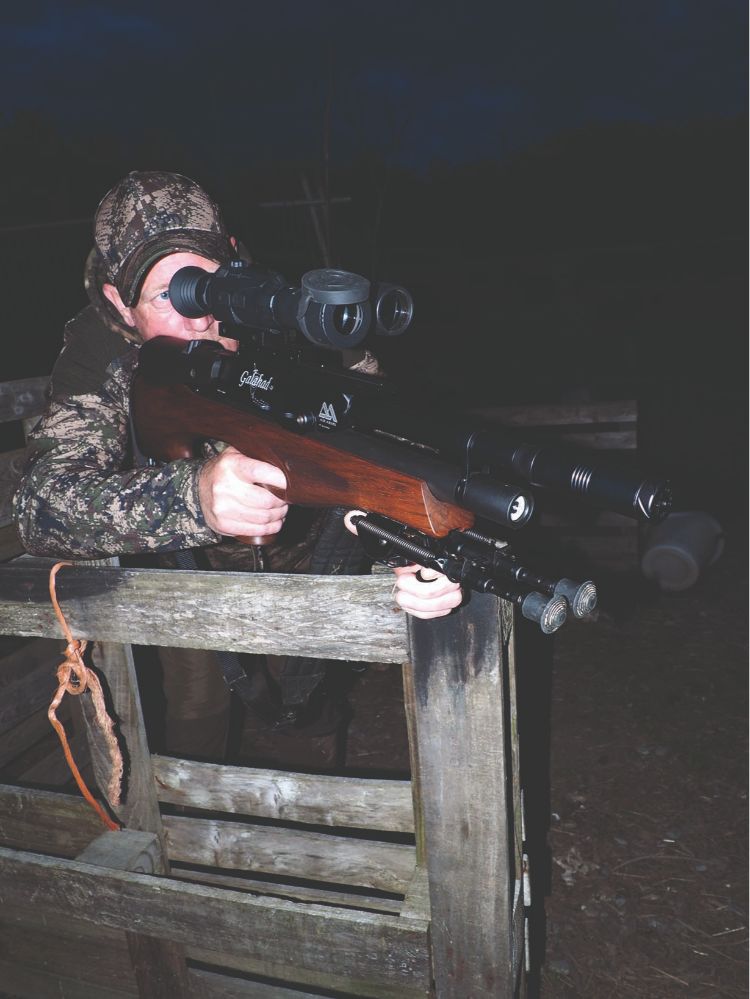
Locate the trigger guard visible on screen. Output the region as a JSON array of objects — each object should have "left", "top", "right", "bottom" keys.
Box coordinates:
[
  {"left": 381, "top": 555, "right": 411, "bottom": 569},
  {"left": 352, "top": 524, "right": 409, "bottom": 568}
]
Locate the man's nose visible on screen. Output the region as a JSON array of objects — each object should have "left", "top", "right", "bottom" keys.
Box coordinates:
[{"left": 184, "top": 313, "right": 213, "bottom": 333}]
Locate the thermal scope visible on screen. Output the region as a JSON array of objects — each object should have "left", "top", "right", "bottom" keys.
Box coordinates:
[{"left": 169, "top": 260, "right": 413, "bottom": 350}]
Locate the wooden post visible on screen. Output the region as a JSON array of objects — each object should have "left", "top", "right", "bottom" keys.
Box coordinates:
[
  {"left": 75, "top": 638, "right": 201, "bottom": 998},
  {"left": 79, "top": 639, "right": 163, "bottom": 837},
  {"left": 75, "top": 831, "right": 198, "bottom": 998},
  {"left": 67, "top": 558, "right": 197, "bottom": 998},
  {"left": 406, "top": 593, "right": 523, "bottom": 998}
]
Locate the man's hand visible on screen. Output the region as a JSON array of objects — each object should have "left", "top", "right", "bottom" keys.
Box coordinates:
[
  {"left": 391, "top": 564, "right": 464, "bottom": 619},
  {"left": 198, "top": 445, "right": 288, "bottom": 538},
  {"left": 343, "top": 510, "right": 463, "bottom": 619}
]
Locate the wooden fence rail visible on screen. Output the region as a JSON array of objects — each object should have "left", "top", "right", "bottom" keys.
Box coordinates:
[
  {"left": 0, "top": 374, "right": 528, "bottom": 998},
  {"left": 0, "top": 558, "right": 528, "bottom": 998}
]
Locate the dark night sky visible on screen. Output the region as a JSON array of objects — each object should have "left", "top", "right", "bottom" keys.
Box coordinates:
[{"left": 2, "top": 0, "right": 746, "bottom": 171}]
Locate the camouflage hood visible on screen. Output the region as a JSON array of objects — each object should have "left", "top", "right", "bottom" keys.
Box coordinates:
[
  {"left": 84, "top": 245, "right": 141, "bottom": 343},
  {"left": 84, "top": 170, "right": 234, "bottom": 343}
]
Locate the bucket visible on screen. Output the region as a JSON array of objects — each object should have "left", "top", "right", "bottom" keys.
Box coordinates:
[{"left": 641, "top": 511, "right": 725, "bottom": 591}]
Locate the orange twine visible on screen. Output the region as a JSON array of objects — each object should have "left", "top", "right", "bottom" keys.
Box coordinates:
[{"left": 47, "top": 561, "right": 122, "bottom": 831}]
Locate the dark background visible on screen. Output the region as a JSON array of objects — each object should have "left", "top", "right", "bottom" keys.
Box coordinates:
[{"left": 1, "top": 0, "right": 747, "bottom": 525}]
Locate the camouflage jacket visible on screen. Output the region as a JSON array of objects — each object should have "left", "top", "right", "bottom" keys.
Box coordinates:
[{"left": 12, "top": 306, "right": 219, "bottom": 558}]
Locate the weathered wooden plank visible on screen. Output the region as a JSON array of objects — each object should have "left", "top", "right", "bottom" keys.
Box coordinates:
[
  {"left": 406, "top": 594, "right": 518, "bottom": 997},
  {"left": 0, "top": 960, "right": 135, "bottom": 999},
  {"left": 0, "top": 635, "right": 62, "bottom": 688},
  {"left": 17, "top": 728, "right": 89, "bottom": 786},
  {"left": 1, "top": 893, "right": 397, "bottom": 998},
  {"left": 186, "top": 946, "right": 430, "bottom": 999},
  {"left": 164, "top": 814, "right": 415, "bottom": 895},
  {"left": 0, "top": 658, "right": 57, "bottom": 737},
  {"left": 475, "top": 426, "right": 637, "bottom": 449},
  {"left": 80, "top": 638, "right": 166, "bottom": 840},
  {"left": 0, "top": 911, "right": 348, "bottom": 999},
  {"left": 0, "top": 955, "right": 336, "bottom": 999},
  {"left": 174, "top": 865, "right": 403, "bottom": 915},
  {"left": 468, "top": 427, "right": 637, "bottom": 450},
  {"left": 400, "top": 865, "right": 431, "bottom": 922},
  {"left": 0, "top": 705, "right": 56, "bottom": 769},
  {"left": 470, "top": 399, "right": 637, "bottom": 424},
  {"left": 152, "top": 756, "right": 414, "bottom": 833},
  {"left": 0, "top": 847, "right": 431, "bottom": 998},
  {"left": 467, "top": 400, "right": 638, "bottom": 450},
  {"left": 1, "top": 874, "right": 400, "bottom": 997},
  {"left": 193, "top": 968, "right": 335, "bottom": 999},
  {"left": 0, "top": 783, "right": 105, "bottom": 854},
  {"left": 0, "top": 376, "right": 49, "bottom": 423},
  {"left": 77, "top": 829, "right": 166, "bottom": 874},
  {"left": 2, "top": 901, "right": 388, "bottom": 999},
  {"left": 71, "top": 636, "right": 197, "bottom": 999},
  {"left": 0, "top": 784, "right": 411, "bottom": 904},
  {"left": 507, "top": 613, "right": 525, "bottom": 886},
  {"left": 0, "top": 562, "right": 409, "bottom": 661},
  {"left": 76, "top": 829, "right": 196, "bottom": 997},
  {"left": 0, "top": 908, "right": 136, "bottom": 997},
  {"left": 0, "top": 640, "right": 72, "bottom": 778},
  {"left": 126, "top": 933, "right": 197, "bottom": 999}
]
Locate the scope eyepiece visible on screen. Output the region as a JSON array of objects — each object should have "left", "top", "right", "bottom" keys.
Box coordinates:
[{"left": 168, "top": 266, "right": 214, "bottom": 318}]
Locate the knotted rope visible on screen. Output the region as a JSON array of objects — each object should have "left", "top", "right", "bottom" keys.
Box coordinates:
[{"left": 47, "top": 561, "right": 122, "bottom": 831}]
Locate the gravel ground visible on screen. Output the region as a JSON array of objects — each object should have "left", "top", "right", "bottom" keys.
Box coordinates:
[
  {"left": 340, "top": 523, "right": 748, "bottom": 998},
  {"left": 535, "top": 530, "right": 747, "bottom": 998}
]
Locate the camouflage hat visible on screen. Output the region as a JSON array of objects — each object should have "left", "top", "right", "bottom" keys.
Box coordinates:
[{"left": 92, "top": 170, "right": 233, "bottom": 307}]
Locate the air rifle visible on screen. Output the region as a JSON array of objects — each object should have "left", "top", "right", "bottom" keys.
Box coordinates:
[{"left": 131, "top": 262, "right": 672, "bottom": 634}]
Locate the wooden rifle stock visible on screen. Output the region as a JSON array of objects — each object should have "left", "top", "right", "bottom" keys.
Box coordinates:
[{"left": 131, "top": 376, "right": 475, "bottom": 539}]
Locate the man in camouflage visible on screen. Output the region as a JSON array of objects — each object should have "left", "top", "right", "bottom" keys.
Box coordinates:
[{"left": 13, "top": 170, "right": 463, "bottom": 761}]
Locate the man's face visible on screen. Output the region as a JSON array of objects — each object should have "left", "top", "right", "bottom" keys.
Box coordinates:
[{"left": 103, "top": 251, "right": 238, "bottom": 351}]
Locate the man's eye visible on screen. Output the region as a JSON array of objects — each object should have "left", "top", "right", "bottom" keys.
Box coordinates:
[{"left": 157, "top": 290, "right": 170, "bottom": 301}]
